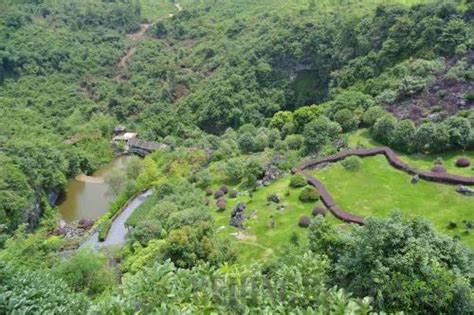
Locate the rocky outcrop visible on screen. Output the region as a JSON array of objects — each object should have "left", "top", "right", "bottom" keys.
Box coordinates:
[
  {"left": 230, "top": 203, "right": 246, "bottom": 229},
  {"left": 456, "top": 185, "right": 474, "bottom": 196}
]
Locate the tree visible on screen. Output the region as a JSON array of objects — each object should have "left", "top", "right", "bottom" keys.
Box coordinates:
[
  {"left": 443, "top": 116, "right": 472, "bottom": 149},
  {"left": 372, "top": 114, "right": 397, "bottom": 144},
  {"left": 313, "top": 213, "right": 473, "bottom": 314},
  {"left": 361, "top": 106, "right": 385, "bottom": 127},
  {"left": 414, "top": 122, "right": 436, "bottom": 153},
  {"left": 269, "top": 111, "right": 293, "bottom": 130},
  {"left": 333, "top": 109, "right": 359, "bottom": 132},
  {"left": 54, "top": 248, "right": 115, "bottom": 297},
  {"left": 303, "top": 116, "right": 341, "bottom": 153},
  {"left": 158, "top": 221, "right": 235, "bottom": 268},
  {"left": 237, "top": 132, "right": 256, "bottom": 153},
  {"left": 391, "top": 119, "right": 416, "bottom": 152}
]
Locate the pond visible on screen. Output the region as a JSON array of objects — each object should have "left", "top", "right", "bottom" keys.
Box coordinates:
[{"left": 58, "top": 155, "right": 133, "bottom": 222}]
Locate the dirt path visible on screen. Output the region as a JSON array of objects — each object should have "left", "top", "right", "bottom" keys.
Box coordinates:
[
  {"left": 117, "top": 3, "right": 182, "bottom": 73},
  {"left": 80, "top": 190, "right": 153, "bottom": 249}
]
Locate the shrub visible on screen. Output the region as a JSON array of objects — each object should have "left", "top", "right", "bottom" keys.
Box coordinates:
[
  {"left": 341, "top": 156, "right": 362, "bottom": 172},
  {"left": 290, "top": 174, "right": 307, "bottom": 188},
  {"left": 298, "top": 216, "right": 311, "bottom": 228},
  {"left": 434, "top": 157, "right": 444, "bottom": 165},
  {"left": 98, "top": 219, "right": 112, "bottom": 242},
  {"left": 455, "top": 157, "right": 470, "bottom": 168},
  {"left": 205, "top": 188, "right": 213, "bottom": 196},
  {"left": 229, "top": 189, "right": 238, "bottom": 198},
  {"left": 214, "top": 189, "right": 224, "bottom": 199},
  {"left": 312, "top": 207, "right": 326, "bottom": 217},
  {"left": 299, "top": 187, "right": 320, "bottom": 203},
  {"left": 284, "top": 134, "right": 304, "bottom": 150},
  {"left": 219, "top": 185, "right": 229, "bottom": 194},
  {"left": 216, "top": 197, "right": 226, "bottom": 212},
  {"left": 447, "top": 220, "right": 457, "bottom": 229},
  {"left": 431, "top": 165, "right": 446, "bottom": 173},
  {"left": 266, "top": 193, "right": 280, "bottom": 204}
]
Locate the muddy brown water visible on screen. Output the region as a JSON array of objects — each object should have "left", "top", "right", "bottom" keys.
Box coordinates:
[{"left": 58, "top": 155, "right": 133, "bottom": 222}]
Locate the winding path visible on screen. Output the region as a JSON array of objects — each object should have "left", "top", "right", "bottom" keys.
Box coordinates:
[
  {"left": 293, "top": 147, "right": 474, "bottom": 225},
  {"left": 81, "top": 190, "right": 153, "bottom": 249},
  {"left": 117, "top": 3, "right": 183, "bottom": 73}
]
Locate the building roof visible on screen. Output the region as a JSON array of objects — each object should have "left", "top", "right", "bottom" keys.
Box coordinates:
[
  {"left": 113, "top": 132, "right": 138, "bottom": 141},
  {"left": 114, "top": 125, "right": 126, "bottom": 132},
  {"left": 128, "top": 138, "right": 168, "bottom": 151}
]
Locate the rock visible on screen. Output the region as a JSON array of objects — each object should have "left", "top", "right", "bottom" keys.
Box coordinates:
[
  {"left": 411, "top": 175, "right": 419, "bottom": 184},
  {"left": 267, "top": 193, "right": 280, "bottom": 204},
  {"left": 456, "top": 185, "right": 474, "bottom": 196},
  {"left": 230, "top": 203, "right": 246, "bottom": 229}
]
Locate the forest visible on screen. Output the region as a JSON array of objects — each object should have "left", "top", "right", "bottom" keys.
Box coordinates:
[{"left": 0, "top": 0, "right": 473, "bottom": 313}]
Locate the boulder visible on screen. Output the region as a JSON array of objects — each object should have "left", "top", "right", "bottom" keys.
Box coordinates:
[
  {"left": 230, "top": 203, "right": 246, "bottom": 229},
  {"left": 456, "top": 185, "right": 474, "bottom": 196},
  {"left": 411, "top": 174, "right": 420, "bottom": 184}
]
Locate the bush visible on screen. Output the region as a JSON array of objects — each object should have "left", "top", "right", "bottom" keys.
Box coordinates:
[
  {"left": 284, "top": 134, "right": 304, "bottom": 150},
  {"left": 447, "top": 220, "right": 457, "bottom": 229},
  {"left": 299, "top": 187, "right": 320, "bottom": 203},
  {"left": 431, "top": 165, "right": 446, "bottom": 173},
  {"left": 219, "top": 185, "right": 229, "bottom": 194},
  {"left": 312, "top": 207, "right": 326, "bottom": 217},
  {"left": 290, "top": 174, "right": 307, "bottom": 188},
  {"left": 434, "top": 157, "right": 444, "bottom": 165},
  {"left": 98, "top": 219, "right": 112, "bottom": 242},
  {"left": 341, "top": 156, "right": 362, "bottom": 172},
  {"left": 216, "top": 197, "right": 226, "bottom": 212},
  {"left": 229, "top": 189, "right": 238, "bottom": 198},
  {"left": 266, "top": 193, "right": 280, "bottom": 204},
  {"left": 455, "top": 157, "right": 470, "bottom": 168},
  {"left": 214, "top": 189, "right": 224, "bottom": 199},
  {"left": 298, "top": 216, "right": 311, "bottom": 228},
  {"left": 205, "top": 188, "right": 213, "bottom": 196}
]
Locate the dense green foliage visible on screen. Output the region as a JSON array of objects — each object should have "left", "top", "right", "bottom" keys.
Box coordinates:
[
  {"left": 309, "top": 213, "right": 472, "bottom": 313},
  {"left": 0, "top": 0, "right": 473, "bottom": 313}
]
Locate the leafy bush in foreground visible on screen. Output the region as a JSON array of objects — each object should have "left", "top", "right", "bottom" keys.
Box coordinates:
[
  {"left": 298, "top": 216, "right": 311, "bottom": 228},
  {"left": 299, "top": 187, "right": 320, "bottom": 202},
  {"left": 290, "top": 174, "right": 307, "bottom": 188},
  {"left": 342, "top": 156, "right": 362, "bottom": 172},
  {"left": 0, "top": 262, "right": 89, "bottom": 314}
]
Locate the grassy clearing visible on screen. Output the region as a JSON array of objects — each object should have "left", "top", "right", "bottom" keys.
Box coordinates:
[
  {"left": 311, "top": 155, "right": 474, "bottom": 247},
  {"left": 140, "top": 0, "right": 178, "bottom": 22},
  {"left": 210, "top": 176, "right": 340, "bottom": 264},
  {"left": 348, "top": 129, "right": 474, "bottom": 176}
]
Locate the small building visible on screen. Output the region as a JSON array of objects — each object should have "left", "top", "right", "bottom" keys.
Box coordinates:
[
  {"left": 113, "top": 132, "right": 138, "bottom": 142},
  {"left": 114, "top": 125, "right": 127, "bottom": 135}
]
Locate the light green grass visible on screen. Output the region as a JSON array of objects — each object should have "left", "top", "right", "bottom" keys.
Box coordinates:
[
  {"left": 211, "top": 177, "right": 340, "bottom": 264},
  {"left": 311, "top": 155, "right": 474, "bottom": 248},
  {"left": 126, "top": 193, "right": 159, "bottom": 226},
  {"left": 348, "top": 129, "right": 474, "bottom": 176}
]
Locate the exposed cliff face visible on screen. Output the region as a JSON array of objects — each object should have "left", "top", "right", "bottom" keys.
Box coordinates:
[{"left": 25, "top": 187, "right": 61, "bottom": 230}]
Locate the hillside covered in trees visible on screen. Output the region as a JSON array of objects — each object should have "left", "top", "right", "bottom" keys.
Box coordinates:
[{"left": 0, "top": 0, "right": 473, "bottom": 313}]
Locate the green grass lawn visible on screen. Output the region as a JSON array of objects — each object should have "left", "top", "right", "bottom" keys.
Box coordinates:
[
  {"left": 348, "top": 129, "right": 474, "bottom": 176},
  {"left": 210, "top": 176, "right": 341, "bottom": 264},
  {"left": 311, "top": 155, "right": 474, "bottom": 248}
]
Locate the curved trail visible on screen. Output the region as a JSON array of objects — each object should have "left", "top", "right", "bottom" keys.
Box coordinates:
[
  {"left": 294, "top": 146, "right": 474, "bottom": 225},
  {"left": 81, "top": 190, "right": 153, "bottom": 249}
]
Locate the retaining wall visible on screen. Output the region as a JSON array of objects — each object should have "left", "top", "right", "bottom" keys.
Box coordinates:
[{"left": 294, "top": 147, "right": 474, "bottom": 225}]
